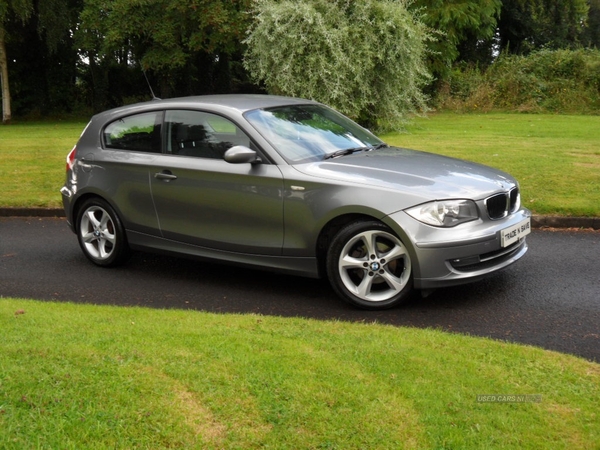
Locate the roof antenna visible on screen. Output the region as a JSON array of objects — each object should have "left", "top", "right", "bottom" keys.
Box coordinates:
[{"left": 142, "top": 69, "right": 160, "bottom": 101}]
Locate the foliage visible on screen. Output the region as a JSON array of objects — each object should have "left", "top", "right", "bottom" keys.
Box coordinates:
[
  {"left": 410, "top": 0, "right": 502, "bottom": 77},
  {"left": 4, "top": 0, "right": 81, "bottom": 117},
  {"left": 34, "top": 0, "right": 81, "bottom": 54},
  {"left": 0, "top": 0, "right": 34, "bottom": 122},
  {"left": 0, "top": 0, "right": 33, "bottom": 24},
  {"left": 582, "top": 0, "right": 600, "bottom": 49},
  {"left": 243, "top": 0, "right": 432, "bottom": 131},
  {"left": 77, "top": 0, "right": 252, "bottom": 101},
  {"left": 437, "top": 49, "right": 600, "bottom": 115},
  {"left": 3, "top": 0, "right": 600, "bottom": 118},
  {"left": 497, "top": 0, "right": 590, "bottom": 55}
]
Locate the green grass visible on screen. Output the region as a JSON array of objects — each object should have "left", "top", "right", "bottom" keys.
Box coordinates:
[
  {"left": 382, "top": 113, "right": 600, "bottom": 217},
  {"left": 0, "top": 114, "right": 599, "bottom": 216},
  {"left": 1, "top": 299, "right": 598, "bottom": 449},
  {"left": 0, "top": 120, "right": 87, "bottom": 208}
]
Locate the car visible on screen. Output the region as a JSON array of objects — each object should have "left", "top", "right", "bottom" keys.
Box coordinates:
[{"left": 61, "top": 94, "right": 531, "bottom": 310}]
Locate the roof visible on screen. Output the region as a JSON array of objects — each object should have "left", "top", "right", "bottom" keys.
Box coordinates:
[
  {"left": 95, "top": 94, "right": 318, "bottom": 120},
  {"left": 160, "top": 94, "right": 318, "bottom": 112}
]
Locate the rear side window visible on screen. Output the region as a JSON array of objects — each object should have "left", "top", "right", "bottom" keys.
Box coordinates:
[
  {"left": 165, "top": 110, "right": 251, "bottom": 159},
  {"left": 104, "top": 112, "right": 162, "bottom": 153}
]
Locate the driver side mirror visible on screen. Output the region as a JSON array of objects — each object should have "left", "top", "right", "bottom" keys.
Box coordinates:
[{"left": 224, "top": 146, "right": 262, "bottom": 164}]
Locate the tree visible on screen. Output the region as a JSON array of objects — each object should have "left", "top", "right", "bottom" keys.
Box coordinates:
[
  {"left": 497, "top": 0, "right": 589, "bottom": 54},
  {"left": 1, "top": 0, "right": 81, "bottom": 121},
  {"left": 0, "top": 0, "right": 33, "bottom": 123},
  {"left": 243, "top": 0, "right": 432, "bottom": 131},
  {"left": 410, "top": 0, "right": 502, "bottom": 77},
  {"left": 582, "top": 0, "right": 600, "bottom": 48},
  {"left": 9, "top": 0, "right": 82, "bottom": 116},
  {"left": 77, "top": 0, "right": 252, "bottom": 102}
]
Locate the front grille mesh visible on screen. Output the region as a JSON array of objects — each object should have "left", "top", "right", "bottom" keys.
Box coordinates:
[{"left": 486, "top": 187, "right": 519, "bottom": 220}]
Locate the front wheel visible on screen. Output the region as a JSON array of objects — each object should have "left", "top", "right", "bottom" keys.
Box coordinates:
[
  {"left": 76, "top": 198, "right": 131, "bottom": 267},
  {"left": 326, "top": 221, "right": 413, "bottom": 310}
]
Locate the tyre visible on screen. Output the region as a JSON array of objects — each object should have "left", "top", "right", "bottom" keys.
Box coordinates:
[
  {"left": 76, "top": 198, "right": 131, "bottom": 267},
  {"left": 326, "top": 220, "right": 413, "bottom": 310}
]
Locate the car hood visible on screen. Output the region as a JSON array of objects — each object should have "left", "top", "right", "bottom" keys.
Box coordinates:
[{"left": 293, "top": 147, "right": 517, "bottom": 200}]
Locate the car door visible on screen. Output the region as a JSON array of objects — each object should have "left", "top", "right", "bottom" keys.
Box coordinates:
[
  {"left": 97, "top": 111, "right": 163, "bottom": 236},
  {"left": 150, "top": 109, "right": 285, "bottom": 255}
]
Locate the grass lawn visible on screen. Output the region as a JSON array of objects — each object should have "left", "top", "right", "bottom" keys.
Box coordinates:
[
  {"left": 382, "top": 113, "right": 600, "bottom": 217},
  {"left": 0, "top": 120, "right": 87, "bottom": 208},
  {"left": 0, "top": 114, "right": 599, "bottom": 216},
  {"left": 1, "top": 299, "right": 598, "bottom": 449}
]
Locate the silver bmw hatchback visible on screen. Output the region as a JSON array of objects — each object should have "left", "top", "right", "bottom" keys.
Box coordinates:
[{"left": 61, "top": 95, "right": 531, "bottom": 309}]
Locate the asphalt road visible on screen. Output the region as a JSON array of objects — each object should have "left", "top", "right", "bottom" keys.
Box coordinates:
[{"left": 1, "top": 217, "right": 599, "bottom": 362}]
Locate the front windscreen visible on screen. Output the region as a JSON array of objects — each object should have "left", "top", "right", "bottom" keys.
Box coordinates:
[{"left": 244, "top": 104, "right": 382, "bottom": 163}]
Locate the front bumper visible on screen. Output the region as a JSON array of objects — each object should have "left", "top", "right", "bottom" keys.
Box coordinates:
[{"left": 385, "top": 208, "right": 531, "bottom": 290}]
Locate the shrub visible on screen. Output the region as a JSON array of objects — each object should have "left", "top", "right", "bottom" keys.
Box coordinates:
[
  {"left": 243, "top": 0, "right": 432, "bottom": 131},
  {"left": 435, "top": 49, "right": 600, "bottom": 113},
  {"left": 435, "top": 64, "right": 495, "bottom": 112}
]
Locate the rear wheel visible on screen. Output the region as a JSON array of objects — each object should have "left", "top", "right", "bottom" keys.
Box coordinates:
[
  {"left": 326, "top": 221, "right": 412, "bottom": 310},
  {"left": 76, "top": 198, "right": 131, "bottom": 267}
]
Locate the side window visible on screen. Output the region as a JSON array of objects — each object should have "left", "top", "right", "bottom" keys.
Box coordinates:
[
  {"left": 104, "top": 112, "right": 162, "bottom": 153},
  {"left": 165, "top": 110, "right": 252, "bottom": 159}
]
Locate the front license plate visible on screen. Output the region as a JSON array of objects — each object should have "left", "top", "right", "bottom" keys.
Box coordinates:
[{"left": 501, "top": 218, "right": 531, "bottom": 247}]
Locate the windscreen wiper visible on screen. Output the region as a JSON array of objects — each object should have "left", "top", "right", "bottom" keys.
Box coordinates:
[
  {"left": 324, "top": 143, "right": 388, "bottom": 160},
  {"left": 372, "top": 143, "right": 389, "bottom": 150}
]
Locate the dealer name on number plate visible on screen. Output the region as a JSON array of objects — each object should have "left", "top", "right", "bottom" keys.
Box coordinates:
[{"left": 501, "top": 218, "right": 531, "bottom": 247}]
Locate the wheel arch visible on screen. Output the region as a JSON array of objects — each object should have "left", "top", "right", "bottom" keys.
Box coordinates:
[
  {"left": 316, "top": 213, "right": 379, "bottom": 278},
  {"left": 315, "top": 212, "right": 421, "bottom": 281},
  {"left": 71, "top": 192, "right": 122, "bottom": 234}
]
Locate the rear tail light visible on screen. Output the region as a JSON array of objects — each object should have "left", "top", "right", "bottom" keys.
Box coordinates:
[{"left": 66, "top": 146, "right": 77, "bottom": 171}]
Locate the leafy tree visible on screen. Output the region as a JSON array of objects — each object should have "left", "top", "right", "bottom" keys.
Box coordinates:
[
  {"left": 243, "top": 0, "right": 432, "bottom": 131},
  {"left": 0, "top": 0, "right": 33, "bottom": 123},
  {"left": 1, "top": 0, "right": 82, "bottom": 120},
  {"left": 77, "top": 0, "right": 252, "bottom": 102},
  {"left": 582, "top": 0, "right": 600, "bottom": 48},
  {"left": 10, "top": 0, "right": 82, "bottom": 116},
  {"left": 497, "top": 0, "right": 589, "bottom": 54},
  {"left": 410, "top": 0, "right": 502, "bottom": 77}
]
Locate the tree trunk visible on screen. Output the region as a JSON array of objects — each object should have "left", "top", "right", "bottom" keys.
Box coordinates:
[{"left": 0, "top": 27, "right": 12, "bottom": 124}]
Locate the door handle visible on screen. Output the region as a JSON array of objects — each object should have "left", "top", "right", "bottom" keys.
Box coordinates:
[{"left": 154, "top": 170, "right": 178, "bottom": 182}]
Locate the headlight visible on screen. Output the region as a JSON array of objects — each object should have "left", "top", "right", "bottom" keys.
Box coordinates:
[{"left": 406, "top": 200, "right": 479, "bottom": 227}]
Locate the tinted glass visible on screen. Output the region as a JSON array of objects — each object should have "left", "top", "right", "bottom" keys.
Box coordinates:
[
  {"left": 244, "top": 104, "right": 382, "bottom": 163},
  {"left": 104, "top": 112, "right": 162, "bottom": 153},
  {"left": 165, "top": 110, "right": 251, "bottom": 159}
]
